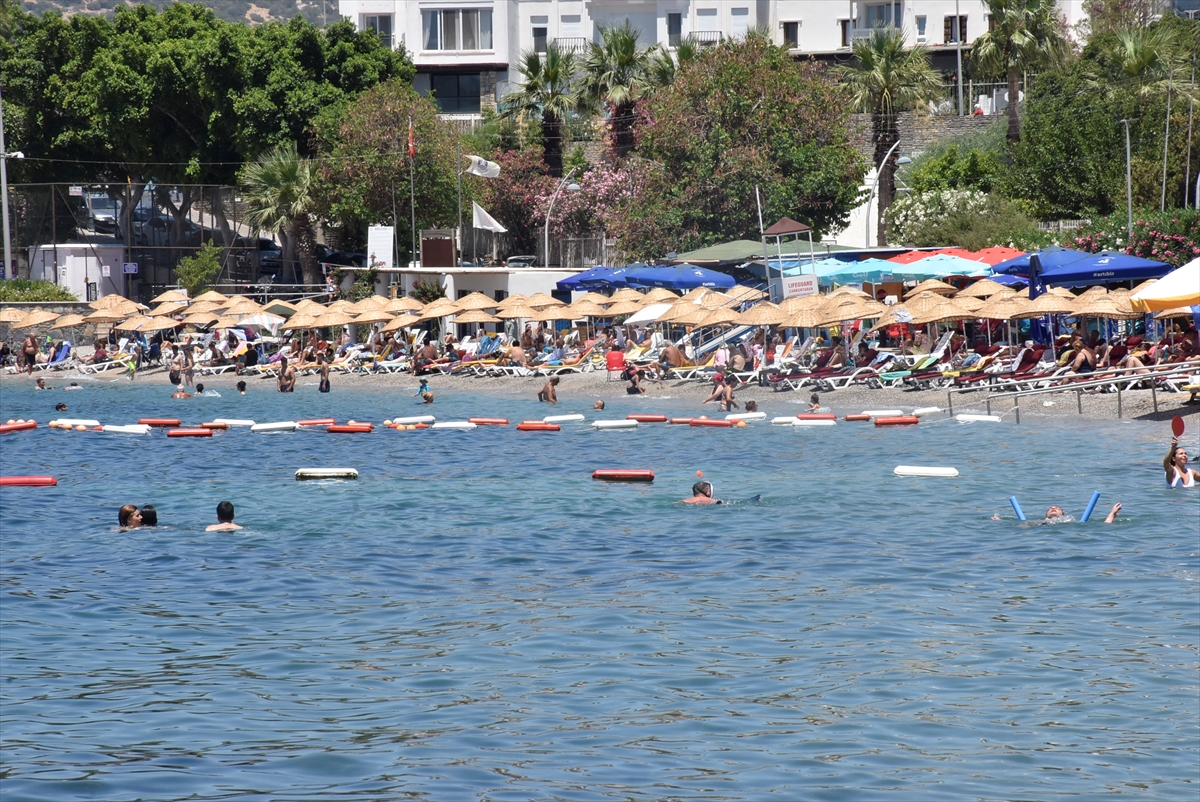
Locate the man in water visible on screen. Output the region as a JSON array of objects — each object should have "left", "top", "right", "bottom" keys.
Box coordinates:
[
  {"left": 206, "top": 501, "right": 243, "bottom": 532},
  {"left": 171, "top": 386, "right": 192, "bottom": 399},
  {"left": 593, "top": 399, "right": 605, "bottom": 410},
  {"left": 682, "top": 480, "right": 722, "bottom": 505},
  {"left": 538, "top": 376, "right": 559, "bottom": 403},
  {"left": 1044, "top": 503, "right": 1122, "bottom": 523},
  {"left": 236, "top": 381, "right": 247, "bottom": 395},
  {"left": 277, "top": 357, "right": 296, "bottom": 392}
]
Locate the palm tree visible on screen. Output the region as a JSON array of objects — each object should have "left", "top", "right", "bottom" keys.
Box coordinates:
[
  {"left": 503, "top": 43, "right": 580, "bottom": 177},
  {"left": 647, "top": 38, "right": 698, "bottom": 89},
  {"left": 971, "top": 0, "right": 1069, "bottom": 144},
  {"left": 580, "top": 21, "right": 654, "bottom": 158},
  {"left": 835, "top": 28, "right": 942, "bottom": 246},
  {"left": 241, "top": 142, "right": 320, "bottom": 286}
]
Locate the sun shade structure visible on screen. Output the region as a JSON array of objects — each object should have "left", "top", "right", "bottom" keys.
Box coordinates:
[
  {"left": 1038, "top": 250, "right": 1171, "bottom": 288},
  {"left": 113, "top": 315, "right": 155, "bottom": 331},
  {"left": 736, "top": 302, "right": 786, "bottom": 327},
  {"left": 640, "top": 287, "right": 679, "bottom": 303},
  {"left": 281, "top": 314, "right": 320, "bottom": 331},
  {"left": 956, "top": 278, "right": 1008, "bottom": 298},
  {"left": 1024, "top": 293, "right": 1077, "bottom": 316},
  {"left": 976, "top": 294, "right": 1031, "bottom": 320},
  {"left": 696, "top": 307, "right": 741, "bottom": 327},
  {"left": 382, "top": 312, "right": 418, "bottom": 332},
  {"left": 910, "top": 298, "right": 978, "bottom": 325},
  {"left": 0, "top": 308, "right": 27, "bottom": 323},
  {"left": 449, "top": 308, "right": 499, "bottom": 324},
  {"left": 905, "top": 279, "right": 958, "bottom": 298},
  {"left": 138, "top": 316, "right": 182, "bottom": 332},
  {"left": 182, "top": 312, "right": 220, "bottom": 327},
  {"left": 385, "top": 296, "right": 424, "bottom": 313},
  {"left": 524, "top": 292, "right": 565, "bottom": 308},
  {"left": 91, "top": 294, "right": 140, "bottom": 310},
  {"left": 262, "top": 300, "right": 299, "bottom": 318},
  {"left": 49, "top": 314, "right": 86, "bottom": 329},
  {"left": 815, "top": 297, "right": 888, "bottom": 327},
  {"left": 1130, "top": 259, "right": 1199, "bottom": 312},
  {"left": 453, "top": 292, "right": 499, "bottom": 311},
  {"left": 306, "top": 309, "right": 357, "bottom": 328},
  {"left": 603, "top": 300, "right": 644, "bottom": 317},
  {"left": 192, "top": 290, "right": 228, "bottom": 303},
  {"left": 495, "top": 294, "right": 528, "bottom": 309},
  {"left": 151, "top": 289, "right": 190, "bottom": 304},
  {"left": 13, "top": 308, "right": 60, "bottom": 328},
  {"left": 566, "top": 300, "right": 607, "bottom": 318},
  {"left": 495, "top": 304, "right": 538, "bottom": 319},
  {"left": 351, "top": 310, "right": 394, "bottom": 326}
]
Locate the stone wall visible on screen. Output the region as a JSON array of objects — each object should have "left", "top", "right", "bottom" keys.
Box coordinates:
[
  {"left": 0, "top": 302, "right": 102, "bottom": 348},
  {"left": 849, "top": 112, "right": 997, "bottom": 161}
]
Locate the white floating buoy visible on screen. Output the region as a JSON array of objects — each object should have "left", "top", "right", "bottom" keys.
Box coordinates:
[
  {"left": 592, "top": 419, "right": 639, "bottom": 430},
  {"left": 894, "top": 466, "right": 959, "bottom": 478},
  {"left": 101, "top": 424, "right": 152, "bottom": 435},
  {"left": 212, "top": 418, "right": 255, "bottom": 427},
  {"left": 250, "top": 421, "right": 300, "bottom": 433},
  {"left": 726, "top": 411, "right": 766, "bottom": 421},
  {"left": 956, "top": 414, "right": 1002, "bottom": 423},
  {"left": 295, "top": 468, "right": 359, "bottom": 480},
  {"left": 792, "top": 418, "right": 837, "bottom": 427},
  {"left": 431, "top": 421, "right": 477, "bottom": 430},
  {"left": 863, "top": 409, "right": 903, "bottom": 417},
  {"left": 545, "top": 414, "right": 586, "bottom": 423},
  {"left": 771, "top": 416, "right": 799, "bottom": 425},
  {"left": 913, "top": 407, "right": 941, "bottom": 417},
  {"left": 50, "top": 419, "right": 101, "bottom": 428},
  {"left": 392, "top": 415, "right": 435, "bottom": 425}
]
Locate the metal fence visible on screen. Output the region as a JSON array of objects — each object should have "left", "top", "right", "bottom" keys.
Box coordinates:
[{"left": 533, "top": 228, "right": 612, "bottom": 268}]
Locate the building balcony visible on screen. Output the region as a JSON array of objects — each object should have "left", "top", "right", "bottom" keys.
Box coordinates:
[
  {"left": 851, "top": 25, "right": 900, "bottom": 41},
  {"left": 553, "top": 37, "right": 592, "bottom": 52},
  {"left": 690, "top": 30, "right": 723, "bottom": 46}
]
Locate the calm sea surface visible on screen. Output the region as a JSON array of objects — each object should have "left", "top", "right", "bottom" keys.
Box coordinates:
[{"left": 1, "top": 379, "right": 1197, "bottom": 801}]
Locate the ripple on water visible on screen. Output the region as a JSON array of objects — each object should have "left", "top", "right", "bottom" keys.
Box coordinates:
[{"left": 0, "top": 382, "right": 1197, "bottom": 800}]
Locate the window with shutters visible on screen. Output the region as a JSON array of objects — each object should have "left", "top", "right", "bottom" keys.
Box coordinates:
[{"left": 943, "top": 15, "right": 966, "bottom": 43}]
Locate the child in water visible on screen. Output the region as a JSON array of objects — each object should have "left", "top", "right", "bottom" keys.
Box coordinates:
[{"left": 805, "top": 393, "right": 831, "bottom": 414}]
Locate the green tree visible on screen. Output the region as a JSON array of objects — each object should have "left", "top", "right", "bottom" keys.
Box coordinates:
[
  {"left": 313, "top": 79, "right": 459, "bottom": 264},
  {"left": 240, "top": 142, "right": 320, "bottom": 286},
  {"left": 174, "top": 241, "right": 224, "bottom": 297},
  {"left": 970, "top": 0, "right": 1070, "bottom": 144},
  {"left": 647, "top": 38, "right": 697, "bottom": 88},
  {"left": 580, "top": 21, "right": 654, "bottom": 158},
  {"left": 502, "top": 43, "right": 580, "bottom": 177},
  {"left": 618, "top": 33, "right": 867, "bottom": 258},
  {"left": 835, "top": 28, "right": 942, "bottom": 246}
]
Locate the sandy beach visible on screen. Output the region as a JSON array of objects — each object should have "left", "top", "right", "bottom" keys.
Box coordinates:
[{"left": 15, "top": 363, "right": 1198, "bottom": 427}]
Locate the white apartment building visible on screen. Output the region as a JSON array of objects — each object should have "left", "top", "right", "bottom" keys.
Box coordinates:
[{"left": 339, "top": 0, "right": 1088, "bottom": 116}]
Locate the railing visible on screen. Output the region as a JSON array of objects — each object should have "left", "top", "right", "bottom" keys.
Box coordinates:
[
  {"left": 851, "top": 25, "right": 900, "bottom": 41},
  {"left": 690, "top": 31, "right": 723, "bottom": 46},
  {"left": 944, "top": 362, "right": 1199, "bottom": 422},
  {"left": 1037, "top": 219, "right": 1089, "bottom": 232},
  {"left": 553, "top": 37, "right": 591, "bottom": 52}
]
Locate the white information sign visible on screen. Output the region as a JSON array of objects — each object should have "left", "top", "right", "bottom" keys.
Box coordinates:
[
  {"left": 781, "top": 274, "right": 819, "bottom": 299},
  {"left": 366, "top": 226, "right": 394, "bottom": 271},
  {"left": 101, "top": 265, "right": 111, "bottom": 277},
  {"left": 69, "top": 186, "right": 84, "bottom": 197}
]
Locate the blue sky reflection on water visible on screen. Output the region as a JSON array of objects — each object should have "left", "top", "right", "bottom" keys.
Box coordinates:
[{"left": 1, "top": 380, "right": 1197, "bottom": 801}]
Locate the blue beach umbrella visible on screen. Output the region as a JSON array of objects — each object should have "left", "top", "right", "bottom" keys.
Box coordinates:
[
  {"left": 639, "top": 264, "right": 736, "bottom": 290},
  {"left": 991, "top": 246, "right": 1090, "bottom": 275},
  {"left": 556, "top": 265, "right": 611, "bottom": 291},
  {"left": 1039, "top": 250, "right": 1172, "bottom": 288}
]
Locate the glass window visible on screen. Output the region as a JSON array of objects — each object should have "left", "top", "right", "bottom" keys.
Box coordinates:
[
  {"left": 480, "top": 9, "right": 492, "bottom": 48},
  {"left": 533, "top": 26, "right": 547, "bottom": 52},
  {"left": 840, "top": 18, "right": 850, "bottom": 47},
  {"left": 944, "top": 15, "right": 966, "bottom": 43},
  {"left": 915, "top": 15, "right": 926, "bottom": 40},
  {"left": 782, "top": 21, "right": 798, "bottom": 47},
  {"left": 462, "top": 10, "right": 478, "bottom": 49},
  {"left": 730, "top": 8, "right": 749, "bottom": 37},
  {"left": 667, "top": 13, "right": 682, "bottom": 46},
  {"left": 422, "top": 10, "right": 440, "bottom": 50},
  {"left": 443, "top": 10, "right": 459, "bottom": 49},
  {"left": 365, "top": 14, "right": 393, "bottom": 47},
  {"left": 560, "top": 14, "right": 582, "bottom": 37},
  {"left": 431, "top": 73, "right": 481, "bottom": 114}
]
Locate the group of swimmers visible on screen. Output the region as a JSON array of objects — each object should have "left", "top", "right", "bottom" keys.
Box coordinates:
[{"left": 118, "top": 501, "right": 241, "bottom": 531}]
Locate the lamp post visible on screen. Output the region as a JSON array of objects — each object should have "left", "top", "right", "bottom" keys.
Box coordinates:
[
  {"left": 0, "top": 86, "right": 24, "bottom": 281},
  {"left": 1120, "top": 119, "right": 1132, "bottom": 241},
  {"left": 863, "top": 142, "right": 911, "bottom": 248},
  {"left": 544, "top": 166, "right": 581, "bottom": 268}
]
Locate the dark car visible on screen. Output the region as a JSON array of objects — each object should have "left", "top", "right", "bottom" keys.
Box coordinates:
[{"left": 322, "top": 250, "right": 368, "bottom": 268}]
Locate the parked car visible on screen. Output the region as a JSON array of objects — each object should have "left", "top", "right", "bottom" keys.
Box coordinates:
[
  {"left": 322, "top": 250, "right": 368, "bottom": 268},
  {"left": 506, "top": 254, "right": 537, "bottom": 267},
  {"left": 87, "top": 195, "right": 121, "bottom": 236},
  {"left": 133, "top": 216, "right": 202, "bottom": 247}
]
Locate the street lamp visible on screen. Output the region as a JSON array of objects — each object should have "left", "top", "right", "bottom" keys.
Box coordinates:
[
  {"left": 545, "top": 166, "right": 581, "bottom": 268},
  {"left": 0, "top": 85, "right": 25, "bottom": 280},
  {"left": 863, "top": 142, "right": 911, "bottom": 248}
]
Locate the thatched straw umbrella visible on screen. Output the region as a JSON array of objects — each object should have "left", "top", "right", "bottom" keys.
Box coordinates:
[
  {"left": 151, "top": 289, "right": 189, "bottom": 304},
  {"left": 955, "top": 278, "right": 1008, "bottom": 299},
  {"left": 905, "top": 278, "right": 958, "bottom": 298},
  {"left": 641, "top": 287, "right": 679, "bottom": 303},
  {"left": 192, "top": 290, "right": 228, "bottom": 303},
  {"left": 14, "top": 308, "right": 60, "bottom": 329}
]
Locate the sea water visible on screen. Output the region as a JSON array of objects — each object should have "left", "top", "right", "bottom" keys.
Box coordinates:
[{"left": 1, "top": 380, "right": 1197, "bottom": 801}]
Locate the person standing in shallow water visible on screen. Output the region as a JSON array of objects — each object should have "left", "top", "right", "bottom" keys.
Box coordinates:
[{"left": 277, "top": 357, "right": 296, "bottom": 392}]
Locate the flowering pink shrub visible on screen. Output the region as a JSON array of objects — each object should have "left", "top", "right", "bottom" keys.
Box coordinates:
[{"left": 1070, "top": 210, "right": 1199, "bottom": 268}]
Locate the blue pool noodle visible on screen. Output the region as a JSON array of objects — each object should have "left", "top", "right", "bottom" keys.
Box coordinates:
[
  {"left": 1009, "top": 496, "right": 1026, "bottom": 521},
  {"left": 1080, "top": 491, "right": 1102, "bottom": 523}
]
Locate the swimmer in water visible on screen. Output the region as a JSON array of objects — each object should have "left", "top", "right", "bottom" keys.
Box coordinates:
[
  {"left": 538, "top": 376, "right": 559, "bottom": 403},
  {"left": 594, "top": 399, "right": 605, "bottom": 410},
  {"left": 415, "top": 377, "right": 430, "bottom": 398},
  {"left": 65, "top": 382, "right": 82, "bottom": 390},
  {"left": 236, "top": 381, "right": 247, "bottom": 395},
  {"left": 140, "top": 505, "right": 158, "bottom": 527},
  {"left": 995, "top": 503, "right": 1122, "bottom": 523},
  {"left": 194, "top": 383, "right": 205, "bottom": 395},
  {"left": 277, "top": 357, "right": 296, "bottom": 393},
  {"left": 1164, "top": 436, "right": 1199, "bottom": 487},
  {"left": 206, "top": 500, "right": 243, "bottom": 532},
  {"left": 118, "top": 504, "right": 143, "bottom": 528},
  {"left": 682, "top": 480, "right": 722, "bottom": 505},
  {"left": 35, "top": 377, "right": 50, "bottom": 390},
  {"left": 318, "top": 353, "right": 330, "bottom": 393},
  {"left": 745, "top": 400, "right": 759, "bottom": 412},
  {"left": 805, "top": 393, "right": 830, "bottom": 414},
  {"left": 171, "top": 386, "right": 192, "bottom": 399},
  {"left": 55, "top": 402, "right": 67, "bottom": 412}
]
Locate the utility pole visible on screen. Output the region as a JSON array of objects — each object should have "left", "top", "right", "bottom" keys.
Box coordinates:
[
  {"left": 1120, "top": 119, "right": 1132, "bottom": 241},
  {"left": 955, "top": 0, "right": 964, "bottom": 116},
  {"left": 0, "top": 85, "right": 17, "bottom": 280}
]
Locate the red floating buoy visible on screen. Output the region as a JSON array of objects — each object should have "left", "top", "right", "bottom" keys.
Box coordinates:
[
  {"left": 592, "top": 469, "right": 655, "bottom": 482},
  {"left": 468, "top": 418, "right": 510, "bottom": 426},
  {"left": 298, "top": 418, "right": 337, "bottom": 427},
  {"left": 690, "top": 419, "right": 735, "bottom": 428},
  {"left": 669, "top": 418, "right": 694, "bottom": 425},
  {"left": 166, "top": 427, "right": 213, "bottom": 438},
  {"left": 327, "top": 424, "right": 373, "bottom": 434},
  {"left": 0, "top": 476, "right": 57, "bottom": 487},
  {"left": 516, "top": 421, "right": 560, "bottom": 431},
  {"left": 625, "top": 414, "right": 668, "bottom": 423},
  {"left": 139, "top": 418, "right": 182, "bottom": 427},
  {"left": 874, "top": 416, "right": 920, "bottom": 426},
  {"left": 200, "top": 421, "right": 229, "bottom": 430},
  {"left": 843, "top": 414, "right": 872, "bottom": 422},
  {"left": 0, "top": 421, "right": 38, "bottom": 435},
  {"left": 796, "top": 413, "right": 837, "bottom": 421}
]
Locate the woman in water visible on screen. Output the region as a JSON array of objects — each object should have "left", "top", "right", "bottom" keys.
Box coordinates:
[{"left": 1164, "top": 436, "right": 1199, "bottom": 487}]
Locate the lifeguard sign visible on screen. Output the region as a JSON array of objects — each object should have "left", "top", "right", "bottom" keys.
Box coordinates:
[{"left": 782, "top": 274, "right": 818, "bottom": 299}]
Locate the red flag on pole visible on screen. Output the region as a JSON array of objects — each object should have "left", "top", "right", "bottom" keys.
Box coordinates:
[{"left": 407, "top": 118, "right": 415, "bottom": 158}]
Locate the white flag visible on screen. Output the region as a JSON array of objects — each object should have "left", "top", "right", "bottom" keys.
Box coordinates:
[
  {"left": 472, "top": 201, "right": 507, "bottom": 233},
  {"left": 464, "top": 155, "right": 501, "bottom": 178}
]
